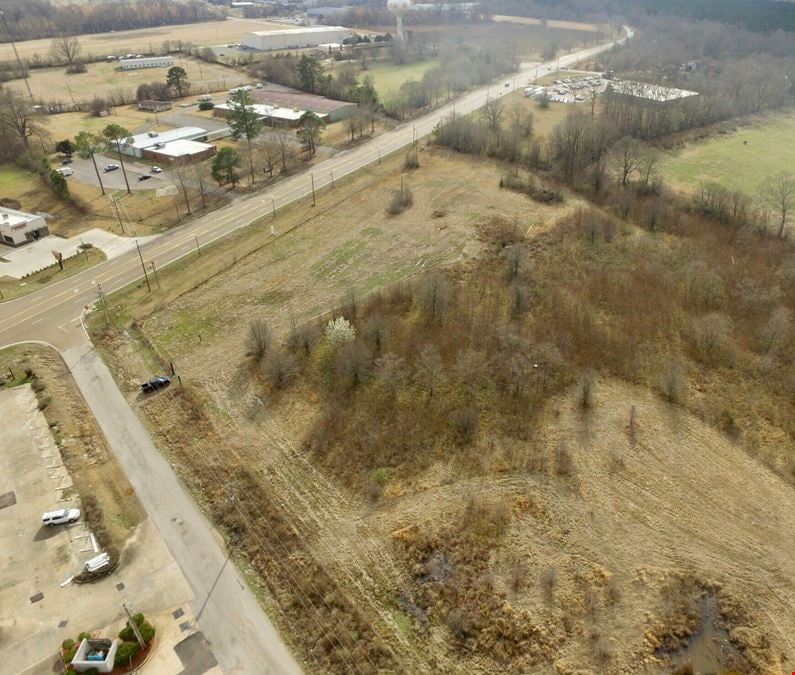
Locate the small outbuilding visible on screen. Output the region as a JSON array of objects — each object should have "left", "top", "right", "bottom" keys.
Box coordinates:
[
  {"left": 119, "top": 55, "right": 174, "bottom": 70},
  {"left": 137, "top": 100, "right": 172, "bottom": 113}
]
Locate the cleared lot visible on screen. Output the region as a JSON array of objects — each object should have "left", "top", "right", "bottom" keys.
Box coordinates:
[
  {"left": 0, "top": 385, "right": 193, "bottom": 675},
  {"left": 0, "top": 18, "right": 284, "bottom": 62}
]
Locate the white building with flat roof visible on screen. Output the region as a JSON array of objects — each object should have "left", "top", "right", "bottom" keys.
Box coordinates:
[
  {"left": 241, "top": 26, "right": 352, "bottom": 51},
  {"left": 0, "top": 207, "right": 49, "bottom": 247},
  {"left": 143, "top": 139, "right": 217, "bottom": 164},
  {"left": 117, "top": 126, "right": 210, "bottom": 158},
  {"left": 120, "top": 55, "right": 174, "bottom": 70}
]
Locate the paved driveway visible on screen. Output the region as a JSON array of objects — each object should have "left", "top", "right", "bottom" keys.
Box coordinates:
[
  {"left": 0, "top": 229, "right": 158, "bottom": 279},
  {"left": 0, "top": 385, "right": 194, "bottom": 675}
]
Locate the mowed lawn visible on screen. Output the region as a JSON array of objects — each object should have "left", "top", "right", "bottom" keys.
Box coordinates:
[{"left": 660, "top": 108, "right": 795, "bottom": 199}]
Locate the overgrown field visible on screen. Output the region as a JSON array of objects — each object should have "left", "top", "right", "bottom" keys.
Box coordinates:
[
  {"left": 92, "top": 147, "right": 794, "bottom": 673},
  {"left": 5, "top": 56, "right": 249, "bottom": 104},
  {"left": 659, "top": 108, "right": 795, "bottom": 202}
]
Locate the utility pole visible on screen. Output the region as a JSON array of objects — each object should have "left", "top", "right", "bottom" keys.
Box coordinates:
[
  {"left": 0, "top": 9, "right": 33, "bottom": 100},
  {"left": 194, "top": 236, "right": 201, "bottom": 256},
  {"left": 271, "top": 196, "right": 276, "bottom": 218},
  {"left": 330, "top": 168, "right": 334, "bottom": 189},
  {"left": 135, "top": 240, "right": 151, "bottom": 292},
  {"left": 310, "top": 172, "right": 316, "bottom": 206},
  {"left": 149, "top": 261, "right": 160, "bottom": 289},
  {"left": 122, "top": 603, "right": 145, "bottom": 649},
  {"left": 96, "top": 283, "right": 110, "bottom": 325},
  {"left": 110, "top": 197, "right": 125, "bottom": 234}
]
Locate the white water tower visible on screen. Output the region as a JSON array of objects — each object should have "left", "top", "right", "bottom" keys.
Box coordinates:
[{"left": 387, "top": 0, "right": 411, "bottom": 41}]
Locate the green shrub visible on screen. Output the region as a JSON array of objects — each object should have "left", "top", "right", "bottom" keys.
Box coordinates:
[
  {"left": 61, "top": 638, "right": 78, "bottom": 664},
  {"left": 119, "top": 614, "right": 155, "bottom": 644},
  {"left": 114, "top": 640, "right": 140, "bottom": 665},
  {"left": 140, "top": 621, "right": 156, "bottom": 643},
  {"left": 198, "top": 100, "right": 214, "bottom": 110},
  {"left": 78, "top": 631, "right": 91, "bottom": 641}
]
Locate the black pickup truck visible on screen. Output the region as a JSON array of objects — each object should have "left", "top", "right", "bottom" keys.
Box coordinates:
[{"left": 141, "top": 375, "right": 170, "bottom": 393}]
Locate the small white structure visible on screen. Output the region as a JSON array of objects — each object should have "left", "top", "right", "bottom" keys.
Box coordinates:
[
  {"left": 71, "top": 638, "right": 118, "bottom": 673},
  {"left": 116, "top": 126, "right": 210, "bottom": 158},
  {"left": 241, "top": 26, "right": 352, "bottom": 51},
  {"left": 119, "top": 55, "right": 174, "bottom": 70},
  {"left": 0, "top": 207, "right": 49, "bottom": 247}
]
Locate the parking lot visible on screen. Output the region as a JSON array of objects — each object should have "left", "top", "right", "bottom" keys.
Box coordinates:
[
  {"left": 61, "top": 154, "right": 174, "bottom": 192},
  {"left": 0, "top": 385, "right": 194, "bottom": 675},
  {"left": 526, "top": 72, "right": 608, "bottom": 103}
]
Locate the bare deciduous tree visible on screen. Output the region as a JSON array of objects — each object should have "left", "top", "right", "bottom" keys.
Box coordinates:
[
  {"left": 414, "top": 344, "right": 443, "bottom": 396},
  {"left": 611, "top": 135, "right": 643, "bottom": 186},
  {"left": 193, "top": 161, "right": 211, "bottom": 208},
  {"left": 419, "top": 274, "right": 449, "bottom": 323},
  {"left": 246, "top": 319, "right": 271, "bottom": 359},
  {"left": 173, "top": 163, "right": 192, "bottom": 215},
  {"left": 51, "top": 35, "right": 81, "bottom": 65},
  {"left": 760, "top": 173, "right": 794, "bottom": 238},
  {"left": 483, "top": 98, "right": 503, "bottom": 132}
]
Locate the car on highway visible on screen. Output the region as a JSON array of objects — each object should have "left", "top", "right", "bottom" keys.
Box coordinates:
[
  {"left": 138, "top": 174, "right": 151, "bottom": 182},
  {"left": 104, "top": 164, "right": 119, "bottom": 172},
  {"left": 141, "top": 375, "right": 170, "bottom": 393},
  {"left": 150, "top": 166, "right": 162, "bottom": 173},
  {"left": 42, "top": 508, "right": 81, "bottom": 526}
]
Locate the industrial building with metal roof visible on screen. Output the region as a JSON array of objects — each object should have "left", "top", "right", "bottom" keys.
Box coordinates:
[{"left": 241, "top": 26, "right": 352, "bottom": 51}]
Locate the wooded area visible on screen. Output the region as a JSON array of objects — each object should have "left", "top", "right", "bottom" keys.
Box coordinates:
[{"left": 0, "top": 0, "right": 223, "bottom": 42}]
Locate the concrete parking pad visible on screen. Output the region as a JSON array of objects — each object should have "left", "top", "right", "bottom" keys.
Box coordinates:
[
  {"left": 0, "top": 385, "right": 194, "bottom": 675},
  {"left": 0, "top": 229, "right": 159, "bottom": 279}
]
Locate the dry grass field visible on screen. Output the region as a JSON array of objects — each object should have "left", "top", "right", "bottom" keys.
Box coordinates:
[
  {"left": 493, "top": 15, "right": 606, "bottom": 33},
  {"left": 89, "top": 142, "right": 794, "bottom": 673},
  {"left": 0, "top": 19, "right": 283, "bottom": 63},
  {"left": 5, "top": 56, "right": 250, "bottom": 104}
]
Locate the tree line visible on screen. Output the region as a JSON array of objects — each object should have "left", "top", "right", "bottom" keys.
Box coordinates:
[
  {"left": 0, "top": 0, "right": 223, "bottom": 43},
  {"left": 491, "top": 0, "right": 795, "bottom": 33}
]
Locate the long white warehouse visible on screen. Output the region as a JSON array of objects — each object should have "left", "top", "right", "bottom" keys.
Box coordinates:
[{"left": 241, "top": 26, "right": 352, "bottom": 51}]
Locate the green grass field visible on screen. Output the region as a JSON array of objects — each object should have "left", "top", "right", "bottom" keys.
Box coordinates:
[
  {"left": 0, "top": 165, "right": 36, "bottom": 196},
  {"left": 328, "top": 59, "right": 439, "bottom": 98},
  {"left": 659, "top": 108, "right": 795, "bottom": 200}
]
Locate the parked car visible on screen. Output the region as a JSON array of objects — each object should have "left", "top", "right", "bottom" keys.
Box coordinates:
[
  {"left": 150, "top": 166, "right": 162, "bottom": 173},
  {"left": 60, "top": 158, "right": 73, "bottom": 165},
  {"left": 42, "top": 508, "right": 80, "bottom": 526},
  {"left": 141, "top": 375, "right": 170, "bottom": 393},
  {"left": 104, "top": 164, "right": 119, "bottom": 172},
  {"left": 56, "top": 167, "right": 74, "bottom": 176},
  {"left": 137, "top": 174, "right": 151, "bottom": 182}
]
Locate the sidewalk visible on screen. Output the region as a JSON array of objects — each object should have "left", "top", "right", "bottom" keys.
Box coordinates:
[{"left": 0, "top": 229, "right": 159, "bottom": 279}]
